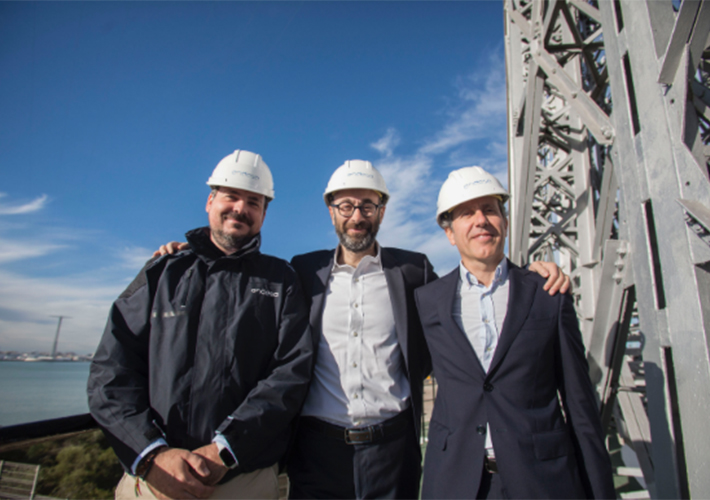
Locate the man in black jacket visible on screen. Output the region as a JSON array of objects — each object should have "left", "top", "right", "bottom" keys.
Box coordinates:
[{"left": 87, "top": 150, "right": 313, "bottom": 500}]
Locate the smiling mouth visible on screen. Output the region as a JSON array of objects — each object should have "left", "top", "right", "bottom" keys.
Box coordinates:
[{"left": 224, "top": 214, "right": 252, "bottom": 227}]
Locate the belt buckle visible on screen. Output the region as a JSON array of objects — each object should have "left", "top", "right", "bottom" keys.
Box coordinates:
[
  {"left": 484, "top": 456, "right": 498, "bottom": 474},
  {"left": 344, "top": 426, "right": 373, "bottom": 444}
]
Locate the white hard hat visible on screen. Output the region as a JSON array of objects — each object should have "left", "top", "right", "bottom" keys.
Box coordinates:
[
  {"left": 207, "top": 150, "right": 275, "bottom": 200},
  {"left": 436, "top": 166, "right": 509, "bottom": 226},
  {"left": 323, "top": 160, "right": 390, "bottom": 205}
]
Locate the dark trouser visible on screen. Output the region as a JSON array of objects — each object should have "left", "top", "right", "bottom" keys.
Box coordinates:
[{"left": 287, "top": 411, "right": 421, "bottom": 499}]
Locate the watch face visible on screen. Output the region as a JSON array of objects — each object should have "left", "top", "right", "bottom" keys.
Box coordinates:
[{"left": 219, "top": 447, "right": 236, "bottom": 468}]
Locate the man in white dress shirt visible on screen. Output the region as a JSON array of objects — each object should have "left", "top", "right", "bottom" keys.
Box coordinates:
[{"left": 286, "top": 161, "right": 569, "bottom": 499}]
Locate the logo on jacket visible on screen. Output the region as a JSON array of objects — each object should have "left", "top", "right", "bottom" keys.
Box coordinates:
[
  {"left": 251, "top": 288, "right": 279, "bottom": 298},
  {"left": 152, "top": 310, "right": 187, "bottom": 318}
]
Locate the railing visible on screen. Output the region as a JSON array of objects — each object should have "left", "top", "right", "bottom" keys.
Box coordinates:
[{"left": 0, "top": 414, "right": 97, "bottom": 450}]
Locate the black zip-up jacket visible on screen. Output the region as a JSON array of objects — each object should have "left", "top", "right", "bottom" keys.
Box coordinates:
[{"left": 87, "top": 228, "right": 313, "bottom": 479}]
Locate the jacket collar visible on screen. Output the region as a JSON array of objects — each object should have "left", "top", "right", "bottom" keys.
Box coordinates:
[
  {"left": 186, "top": 227, "right": 261, "bottom": 264},
  {"left": 435, "top": 268, "right": 488, "bottom": 377},
  {"left": 434, "top": 259, "right": 538, "bottom": 380}
]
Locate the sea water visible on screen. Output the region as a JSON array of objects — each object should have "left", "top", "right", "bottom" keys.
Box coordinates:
[{"left": 0, "top": 362, "right": 91, "bottom": 427}]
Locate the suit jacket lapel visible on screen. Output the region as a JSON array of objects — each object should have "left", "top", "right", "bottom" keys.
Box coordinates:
[
  {"left": 381, "top": 248, "right": 409, "bottom": 366},
  {"left": 310, "top": 252, "right": 334, "bottom": 341},
  {"left": 436, "top": 269, "right": 487, "bottom": 378},
  {"left": 487, "top": 262, "right": 537, "bottom": 376}
]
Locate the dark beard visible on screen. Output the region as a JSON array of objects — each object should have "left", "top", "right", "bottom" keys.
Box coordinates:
[
  {"left": 336, "top": 220, "right": 379, "bottom": 253},
  {"left": 211, "top": 229, "right": 253, "bottom": 253},
  {"left": 211, "top": 212, "right": 254, "bottom": 252}
]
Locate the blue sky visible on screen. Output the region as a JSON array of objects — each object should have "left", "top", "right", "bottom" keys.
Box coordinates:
[{"left": 0, "top": 1, "right": 508, "bottom": 353}]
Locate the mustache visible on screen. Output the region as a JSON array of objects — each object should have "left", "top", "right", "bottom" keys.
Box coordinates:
[
  {"left": 345, "top": 220, "right": 372, "bottom": 230},
  {"left": 225, "top": 211, "right": 253, "bottom": 226}
]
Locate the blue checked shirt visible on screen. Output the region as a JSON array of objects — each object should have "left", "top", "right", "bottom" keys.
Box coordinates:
[{"left": 452, "top": 258, "right": 509, "bottom": 455}]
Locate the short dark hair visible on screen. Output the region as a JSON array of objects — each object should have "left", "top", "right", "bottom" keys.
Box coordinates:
[
  {"left": 438, "top": 197, "right": 508, "bottom": 229},
  {"left": 210, "top": 186, "right": 270, "bottom": 211}
]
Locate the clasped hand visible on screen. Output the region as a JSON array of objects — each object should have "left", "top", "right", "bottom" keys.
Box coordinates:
[{"left": 145, "top": 444, "right": 228, "bottom": 499}]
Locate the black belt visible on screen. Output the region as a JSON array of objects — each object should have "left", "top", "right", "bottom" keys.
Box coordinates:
[
  {"left": 484, "top": 455, "right": 498, "bottom": 474},
  {"left": 299, "top": 411, "right": 410, "bottom": 445}
]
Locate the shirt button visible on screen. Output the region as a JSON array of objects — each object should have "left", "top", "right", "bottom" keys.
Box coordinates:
[
  {"left": 354, "top": 303, "right": 359, "bottom": 308},
  {"left": 476, "top": 425, "right": 486, "bottom": 435},
  {"left": 353, "top": 394, "right": 359, "bottom": 399},
  {"left": 352, "top": 362, "right": 357, "bottom": 368},
  {"left": 484, "top": 382, "right": 494, "bottom": 392},
  {"left": 353, "top": 332, "right": 358, "bottom": 337}
]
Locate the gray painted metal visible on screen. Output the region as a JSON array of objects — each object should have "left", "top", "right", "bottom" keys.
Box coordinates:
[{"left": 504, "top": 0, "right": 710, "bottom": 498}]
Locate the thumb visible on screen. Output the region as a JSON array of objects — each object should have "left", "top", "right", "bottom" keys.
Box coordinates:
[{"left": 184, "top": 452, "right": 211, "bottom": 478}]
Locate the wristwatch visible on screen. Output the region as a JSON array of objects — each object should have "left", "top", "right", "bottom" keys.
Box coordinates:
[{"left": 217, "top": 442, "right": 238, "bottom": 469}]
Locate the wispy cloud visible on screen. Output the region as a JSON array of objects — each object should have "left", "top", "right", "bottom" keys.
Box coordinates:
[
  {"left": 0, "top": 238, "right": 68, "bottom": 263},
  {"left": 419, "top": 52, "right": 507, "bottom": 159},
  {"left": 0, "top": 194, "right": 49, "bottom": 215},
  {"left": 115, "top": 246, "right": 154, "bottom": 271},
  {"left": 373, "top": 48, "right": 507, "bottom": 275},
  {"left": 370, "top": 128, "right": 400, "bottom": 158},
  {"left": 0, "top": 269, "right": 124, "bottom": 353},
  {"left": 0, "top": 194, "right": 144, "bottom": 352}
]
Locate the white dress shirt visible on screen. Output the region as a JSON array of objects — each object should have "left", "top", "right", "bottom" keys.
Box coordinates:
[
  {"left": 452, "top": 258, "right": 509, "bottom": 456},
  {"left": 301, "top": 245, "right": 411, "bottom": 428}
]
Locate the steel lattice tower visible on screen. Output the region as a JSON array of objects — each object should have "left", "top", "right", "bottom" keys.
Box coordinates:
[{"left": 504, "top": 0, "right": 710, "bottom": 497}]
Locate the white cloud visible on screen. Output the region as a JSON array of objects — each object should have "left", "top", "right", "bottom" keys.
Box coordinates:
[
  {"left": 0, "top": 269, "right": 124, "bottom": 354},
  {"left": 116, "top": 246, "right": 154, "bottom": 271},
  {"left": 0, "top": 194, "right": 142, "bottom": 353},
  {"left": 371, "top": 48, "right": 508, "bottom": 275},
  {"left": 419, "top": 52, "right": 506, "bottom": 157},
  {"left": 0, "top": 194, "right": 49, "bottom": 215},
  {"left": 370, "top": 128, "right": 400, "bottom": 158},
  {"left": 0, "top": 237, "right": 68, "bottom": 263}
]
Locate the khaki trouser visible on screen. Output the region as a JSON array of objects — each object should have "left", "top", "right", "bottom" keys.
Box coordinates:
[{"left": 115, "top": 464, "right": 279, "bottom": 500}]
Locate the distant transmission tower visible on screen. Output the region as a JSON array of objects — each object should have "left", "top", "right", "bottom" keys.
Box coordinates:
[{"left": 50, "top": 315, "right": 71, "bottom": 358}]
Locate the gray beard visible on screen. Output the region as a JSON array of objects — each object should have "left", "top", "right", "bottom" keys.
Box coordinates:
[{"left": 336, "top": 226, "right": 378, "bottom": 253}]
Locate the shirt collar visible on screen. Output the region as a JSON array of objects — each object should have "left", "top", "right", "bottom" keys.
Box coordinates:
[
  {"left": 458, "top": 257, "right": 508, "bottom": 289},
  {"left": 332, "top": 242, "right": 382, "bottom": 273}
]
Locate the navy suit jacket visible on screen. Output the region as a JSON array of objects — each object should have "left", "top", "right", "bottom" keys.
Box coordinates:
[
  {"left": 415, "top": 260, "right": 615, "bottom": 499},
  {"left": 290, "top": 246, "right": 436, "bottom": 437}
]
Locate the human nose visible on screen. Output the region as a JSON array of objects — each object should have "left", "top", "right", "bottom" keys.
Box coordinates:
[
  {"left": 472, "top": 209, "right": 488, "bottom": 225},
  {"left": 230, "top": 198, "right": 246, "bottom": 213},
  {"left": 349, "top": 206, "right": 366, "bottom": 221}
]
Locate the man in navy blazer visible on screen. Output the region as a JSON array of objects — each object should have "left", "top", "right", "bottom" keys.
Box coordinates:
[{"left": 415, "top": 167, "right": 615, "bottom": 499}]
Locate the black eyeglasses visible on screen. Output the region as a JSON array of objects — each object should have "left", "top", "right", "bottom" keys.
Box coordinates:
[{"left": 330, "top": 201, "right": 382, "bottom": 218}]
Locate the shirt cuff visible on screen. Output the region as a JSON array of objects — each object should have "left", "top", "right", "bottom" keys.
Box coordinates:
[
  {"left": 130, "top": 438, "right": 168, "bottom": 476},
  {"left": 213, "top": 434, "right": 239, "bottom": 467}
]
